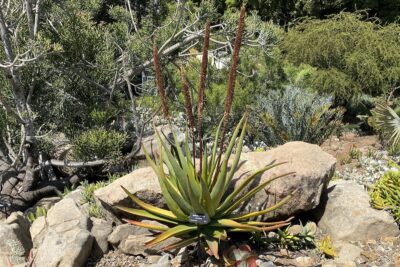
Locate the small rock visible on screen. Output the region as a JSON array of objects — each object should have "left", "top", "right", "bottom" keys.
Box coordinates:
[
  {"left": 119, "top": 234, "right": 180, "bottom": 256},
  {"left": 360, "top": 250, "right": 378, "bottom": 261},
  {"left": 90, "top": 217, "right": 113, "bottom": 258},
  {"left": 148, "top": 254, "right": 171, "bottom": 267},
  {"left": 108, "top": 220, "right": 165, "bottom": 249},
  {"left": 255, "top": 259, "right": 277, "bottom": 267},
  {"left": 148, "top": 255, "right": 162, "bottom": 264},
  {"left": 287, "top": 224, "right": 303, "bottom": 235},
  {"left": 294, "top": 256, "right": 317, "bottom": 267}
]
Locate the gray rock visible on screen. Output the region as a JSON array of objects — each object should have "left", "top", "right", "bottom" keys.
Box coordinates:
[
  {"left": 0, "top": 212, "right": 32, "bottom": 266},
  {"left": 64, "top": 187, "right": 84, "bottom": 205},
  {"left": 90, "top": 217, "right": 112, "bottom": 258},
  {"left": 119, "top": 234, "right": 180, "bottom": 256},
  {"left": 256, "top": 260, "right": 277, "bottom": 267},
  {"left": 30, "top": 198, "right": 93, "bottom": 267},
  {"left": 108, "top": 224, "right": 150, "bottom": 248},
  {"left": 148, "top": 254, "right": 171, "bottom": 267},
  {"left": 315, "top": 180, "right": 400, "bottom": 242},
  {"left": 233, "top": 142, "right": 336, "bottom": 218}
]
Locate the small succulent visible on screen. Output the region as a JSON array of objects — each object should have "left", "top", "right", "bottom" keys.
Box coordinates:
[
  {"left": 317, "top": 236, "right": 337, "bottom": 258},
  {"left": 26, "top": 207, "right": 47, "bottom": 223},
  {"left": 223, "top": 244, "right": 257, "bottom": 267}
]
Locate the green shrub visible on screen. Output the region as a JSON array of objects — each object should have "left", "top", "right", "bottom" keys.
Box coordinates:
[
  {"left": 282, "top": 12, "right": 400, "bottom": 102},
  {"left": 252, "top": 86, "right": 343, "bottom": 146},
  {"left": 73, "top": 128, "right": 127, "bottom": 161},
  {"left": 369, "top": 162, "right": 400, "bottom": 221}
]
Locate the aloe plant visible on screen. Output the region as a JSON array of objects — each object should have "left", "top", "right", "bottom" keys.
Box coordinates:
[{"left": 116, "top": 115, "right": 295, "bottom": 258}]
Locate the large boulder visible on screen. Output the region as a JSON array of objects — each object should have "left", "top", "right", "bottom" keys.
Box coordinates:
[
  {"left": 95, "top": 141, "right": 335, "bottom": 218},
  {"left": 314, "top": 180, "right": 400, "bottom": 242},
  {"left": 231, "top": 141, "right": 336, "bottom": 218},
  {"left": 30, "top": 198, "right": 93, "bottom": 267},
  {"left": 0, "top": 212, "right": 32, "bottom": 266}
]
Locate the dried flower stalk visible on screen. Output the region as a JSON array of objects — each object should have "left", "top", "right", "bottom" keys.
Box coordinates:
[
  {"left": 214, "top": 5, "right": 245, "bottom": 184},
  {"left": 153, "top": 43, "right": 170, "bottom": 119},
  {"left": 198, "top": 21, "right": 210, "bottom": 171},
  {"left": 180, "top": 68, "right": 196, "bottom": 160}
]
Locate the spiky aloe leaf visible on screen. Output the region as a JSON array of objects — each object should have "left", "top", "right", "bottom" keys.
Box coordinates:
[
  {"left": 217, "top": 162, "right": 286, "bottom": 214},
  {"left": 145, "top": 224, "right": 197, "bottom": 247},
  {"left": 220, "top": 172, "right": 295, "bottom": 217},
  {"left": 210, "top": 115, "right": 247, "bottom": 204},
  {"left": 120, "top": 186, "right": 180, "bottom": 221},
  {"left": 115, "top": 206, "right": 177, "bottom": 224},
  {"left": 162, "top": 236, "right": 198, "bottom": 251},
  {"left": 210, "top": 219, "right": 261, "bottom": 231},
  {"left": 229, "top": 189, "right": 297, "bottom": 221},
  {"left": 123, "top": 219, "right": 170, "bottom": 231}
]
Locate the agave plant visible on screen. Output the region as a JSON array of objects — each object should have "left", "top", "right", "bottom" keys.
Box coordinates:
[{"left": 116, "top": 115, "right": 295, "bottom": 258}]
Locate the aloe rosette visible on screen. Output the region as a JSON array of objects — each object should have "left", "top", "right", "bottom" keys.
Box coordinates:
[{"left": 116, "top": 115, "right": 296, "bottom": 258}]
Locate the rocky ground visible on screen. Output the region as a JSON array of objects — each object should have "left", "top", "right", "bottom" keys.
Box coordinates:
[{"left": 1, "top": 134, "right": 399, "bottom": 267}]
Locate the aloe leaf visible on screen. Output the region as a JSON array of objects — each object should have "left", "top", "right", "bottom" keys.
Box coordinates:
[
  {"left": 115, "top": 206, "right": 177, "bottom": 224},
  {"left": 123, "top": 219, "right": 170, "bottom": 231},
  {"left": 162, "top": 173, "right": 193, "bottom": 214},
  {"left": 142, "top": 144, "right": 160, "bottom": 177},
  {"left": 210, "top": 116, "right": 246, "bottom": 203},
  {"left": 229, "top": 189, "right": 297, "bottom": 221},
  {"left": 162, "top": 236, "right": 198, "bottom": 251},
  {"left": 220, "top": 172, "right": 294, "bottom": 217},
  {"left": 145, "top": 224, "right": 197, "bottom": 247},
  {"left": 224, "top": 116, "right": 247, "bottom": 190},
  {"left": 210, "top": 219, "right": 261, "bottom": 231},
  {"left": 205, "top": 236, "right": 220, "bottom": 259},
  {"left": 120, "top": 186, "right": 180, "bottom": 221},
  {"left": 217, "top": 162, "right": 286, "bottom": 214},
  {"left": 209, "top": 119, "right": 224, "bottom": 178},
  {"left": 157, "top": 174, "right": 189, "bottom": 221}
]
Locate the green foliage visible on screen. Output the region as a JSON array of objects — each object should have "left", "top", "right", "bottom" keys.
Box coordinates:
[
  {"left": 252, "top": 86, "right": 343, "bottom": 146},
  {"left": 252, "top": 221, "right": 316, "bottom": 251},
  {"left": 117, "top": 116, "right": 295, "bottom": 259},
  {"left": 283, "top": 13, "right": 400, "bottom": 102},
  {"left": 73, "top": 129, "right": 127, "bottom": 161},
  {"left": 369, "top": 102, "right": 400, "bottom": 152},
  {"left": 369, "top": 162, "right": 400, "bottom": 221},
  {"left": 80, "top": 180, "right": 107, "bottom": 218},
  {"left": 223, "top": 244, "right": 257, "bottom": 267},
  {"left": 317, "top": 236, "right": 337, "bottom": 258},
  {"left": 348, "top": 145, "right": 362, "bottom": 160},
  {"left": 26, "top": 207, "right": 47, "bottom": 223}
]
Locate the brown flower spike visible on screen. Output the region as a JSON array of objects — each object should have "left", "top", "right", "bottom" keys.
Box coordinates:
[
  {"left": 198, "top": 21, "right": 211, "bottom": 172},
  {"left": 153, "top": 43, "right": 170, "bottom": 119}
]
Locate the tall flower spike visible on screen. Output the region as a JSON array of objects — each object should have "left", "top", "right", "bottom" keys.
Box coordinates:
[
  {"left": 213, "top": 5, "right": 245, "bottom": 185},
  {"left": 222, "top": 5, "right": 245, "bottom": 132},
  {"left": 180, "top": 68, "right": 196, "bottom": 160},
  {"left": 198, "top": 21, "right": 210, "bottom": 172},
  {"left": 153, "top": 43, "right": 170, "bottom": 119}
]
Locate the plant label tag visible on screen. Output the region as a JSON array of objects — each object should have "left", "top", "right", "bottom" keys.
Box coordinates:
[{"left": 189, "top": 213, "right": 210, "bottom": 225}]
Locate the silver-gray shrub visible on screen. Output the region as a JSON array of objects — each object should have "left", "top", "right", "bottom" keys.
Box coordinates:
[{"left": 253, "top": 86, "right": 343, "bottom": 146}]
